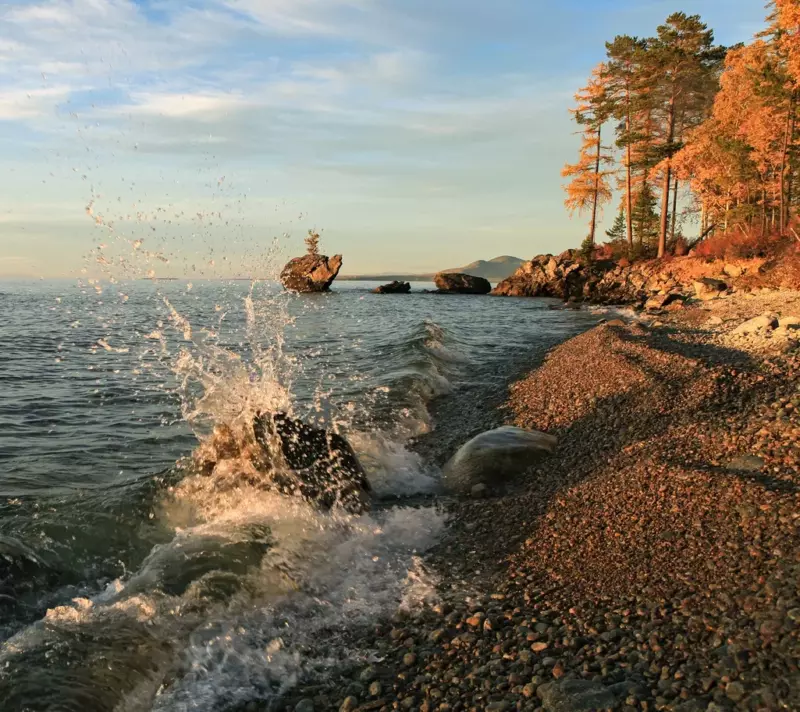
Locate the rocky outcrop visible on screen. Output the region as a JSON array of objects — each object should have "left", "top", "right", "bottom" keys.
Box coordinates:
[
  {"left": 693, "top": 277, "right": 728, "bottom": 300},
  {"left": 434, "top": 272, "right": 491, "bottom": 294},
  {"left": 372, "top": 281, "right": 411, "bottom": 294},
  {"left": 280, "top": 254, "right": 343, "bottom": 292},
  {"left": 442, "top": 426, "right": 557, "bottom": 495},
  {"left": 492, "top": 251, "right": 741, "bottom": 306}
]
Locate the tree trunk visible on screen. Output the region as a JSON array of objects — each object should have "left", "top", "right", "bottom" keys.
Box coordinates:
[
  {"left": 670, "top": 179, "right": 679, "bottom": 243},
  {"left": 779, "top": 94, "right": 794, "bottom": 234},
  {"left": 658, "top": 94, "right": 676, "bottom": 258},
  {"left": 589, "top": 124, "right": 602, "bottom": 245},
  {"left": 786, "top": 92, "right": 797, "bottom": 229},
  {"left": 700, "top": 198, "right": 706, "bottom": 234},
  {"left": 625, "top": 106, "right": 634, "bottom": 252},
  {"left": 724, "top": 197, "right": 731, "bottom": 232}
]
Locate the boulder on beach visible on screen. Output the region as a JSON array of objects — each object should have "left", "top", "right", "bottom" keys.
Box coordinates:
[
  {"left": 732, "top": 313, "right": 778, "bottom": 335},
  {"left": 372, "top": 281, "right": 411, "bottom": 294},
  {"left": 280, "top": 254, "right": 343, "bottom": 292},
  {"left": 434, "top": 272, "right": 491, "bottom": 294},
  {"left": 442, "top": 426, "right": 557, "bottom": 494},
  {"left": 692, "top": 277, "right": 727, "bottom": 301}
]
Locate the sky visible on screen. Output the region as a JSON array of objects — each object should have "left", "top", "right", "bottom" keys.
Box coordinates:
[{"left": 0, "top": 0, "right": 768, "bottom": 278}]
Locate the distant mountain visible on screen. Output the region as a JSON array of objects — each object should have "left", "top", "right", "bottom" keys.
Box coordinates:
[
  {"left": 440, "top": 255, "right": 526, "bottom": 282},
  {"left": 339, "top": 255, "right": 525, "bottom": 283}
]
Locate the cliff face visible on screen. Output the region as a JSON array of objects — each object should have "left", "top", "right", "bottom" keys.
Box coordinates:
[{"left": 491, "top": 251, "right": 766, "bottom": 305}]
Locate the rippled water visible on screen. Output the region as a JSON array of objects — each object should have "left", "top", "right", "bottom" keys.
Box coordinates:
[{"left": 0, "top": 276, "right": 601, "bottom": 711}]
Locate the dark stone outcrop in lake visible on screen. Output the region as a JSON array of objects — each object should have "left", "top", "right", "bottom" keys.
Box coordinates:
[
  {"left": 372, "top": 281, "right": 411, "bottom": 294},
  {"left": 280, "top": 254, "right": 343, "bottom": 292},
  {"left": 434, "top": 272, "right": 491, "bottom": 294},
  {"left": 253, "top": 411, "right": 371, "bottom": 513}
]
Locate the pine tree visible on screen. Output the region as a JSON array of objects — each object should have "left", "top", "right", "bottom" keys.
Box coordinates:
[
  {"left": 606, "top": 208, "right": 627, "bottom": 241},
  {"left": 631, "top": 182, "right": 660, "bottom": 254},
  {"left": 562, "top": 63, "right": 616, "bottom": 245},
  {"left": 606, "top": 35, "right": 649, "bottom": 252},
  {"left": 647, "top": 13, "right": 725, "bottom": 257}
]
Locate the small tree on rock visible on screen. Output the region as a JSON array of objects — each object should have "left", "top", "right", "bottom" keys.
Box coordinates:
[{"left": 305, "top": 230, "right": 321, "bottom": 256}]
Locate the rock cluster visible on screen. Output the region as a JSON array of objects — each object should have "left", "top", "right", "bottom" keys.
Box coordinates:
[
  {"left": 281, "top": 254, "right": 343, "bottom": 292},
  {"left": 434, "top": 273, "right": 491, "bottom": 295},
  {"left": 373, "top": 281, "right": 411, "bottom": 294},
  {"left": 491, "top": 252, "right": 739, "bottom": 306}
]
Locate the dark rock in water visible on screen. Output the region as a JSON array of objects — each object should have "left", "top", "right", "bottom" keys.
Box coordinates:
[
  {"left": 372, "top": 281, "right": 411, "bottom": 294},
  {"left": 0, "top": 535, "right": 56, "bottom": 611},
  {"left": 281, "top": 254, "right": 343, "bottom": 292},
  {"left": 434, "top": 272, "right": 491, "bottom": 294},
  {"left": 253, "top": 411, "right": 371, "bottom": 512}
]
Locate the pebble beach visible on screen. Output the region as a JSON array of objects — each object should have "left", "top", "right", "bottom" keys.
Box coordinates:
[{"left": 281, "top": 289, "right": 800, "bottom": 712}]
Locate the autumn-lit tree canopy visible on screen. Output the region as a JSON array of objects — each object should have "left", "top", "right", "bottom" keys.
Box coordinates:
[
  {"left": 564, "top": 3, "right": 800, "bottom": 259},
  {"left": 561, "top": 63, "right": 615, "bottom": 247}
]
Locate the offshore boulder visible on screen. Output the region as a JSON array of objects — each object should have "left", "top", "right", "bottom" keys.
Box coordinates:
[
  {"left": 280, "top": 253, "right": 343, "bottom": 292},
  {"left": 434, "top": 272, "right": 491, "bottom": 294},
  {"left": 372, "top": 280, "right": 411, "bottom": 294}
]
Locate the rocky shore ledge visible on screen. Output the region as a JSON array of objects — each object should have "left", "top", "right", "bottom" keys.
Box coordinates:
[
  {"left": 490, "top": 251, "right": 793, "bottom": 306},
  {"left": 276, "top": 289, "right": 800, "bottom": 712}
]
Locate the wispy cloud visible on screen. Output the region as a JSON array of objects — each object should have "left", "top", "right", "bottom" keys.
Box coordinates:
[{"left": 0, "top": 0, "right": 771, "bottom": 277}]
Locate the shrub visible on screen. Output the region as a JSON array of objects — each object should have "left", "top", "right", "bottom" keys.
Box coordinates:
[{"left": 693, "top": 229, "right": 781, "bottom": 261}]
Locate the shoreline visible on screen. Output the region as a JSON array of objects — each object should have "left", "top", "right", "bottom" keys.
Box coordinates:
[{"left": 282, "top": 289, "right": 800, "bottom": 711}]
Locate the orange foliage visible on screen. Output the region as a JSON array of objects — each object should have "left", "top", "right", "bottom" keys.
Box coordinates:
[{"left": 693, "top": 230, "right": 784, "bottom": 261}]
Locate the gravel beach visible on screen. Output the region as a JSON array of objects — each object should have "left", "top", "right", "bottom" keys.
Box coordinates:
[{"left": 280, "top": 290, "right": 800, "bottom": 712}]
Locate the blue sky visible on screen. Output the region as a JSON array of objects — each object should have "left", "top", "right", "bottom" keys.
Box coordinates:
[{"left": 0, "top": 0, "right": 767, "bottom": 278}]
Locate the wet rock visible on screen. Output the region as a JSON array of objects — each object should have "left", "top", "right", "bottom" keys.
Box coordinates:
[
  {"left": 339, "top": 696, "right": 358, "bottom": 712},
  {"left": 470, "top": 483, "right": 489, "bottom": 498},
  {"left": 537, "top": 680, "right": 617, "bottom": 711},
  {"left": 295, "top": 700, "right": 315, "bottom": 712},
  {"left": 281, "top": 253, "right": 343, "bottom": 292},
  {"left": 434, "top": 272, "right": 491, "bottom": 295},
  {"left": 441, "top": 426, "right": 557, "bottom": 494},
  {"left": 372, "top": 281, "right": 411, "bottom": 294},
  {"left": 252, "top": 411, "right": 371, "bottom": 513},
  {"left": 725, "top": 681, "right": 745, "bottom": 702}
]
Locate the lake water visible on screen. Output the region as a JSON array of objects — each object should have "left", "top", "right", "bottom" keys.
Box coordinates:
[{"left": 0, "top": 276, "right": 601, "bottom": 711}]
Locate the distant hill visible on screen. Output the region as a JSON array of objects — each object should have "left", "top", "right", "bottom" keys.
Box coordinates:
[
  {"left": 439, "top": 255, "right": 525, "bottom": 282},
  {"left": 339, "top": 255, "right": 525, "bottom": 283}
]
